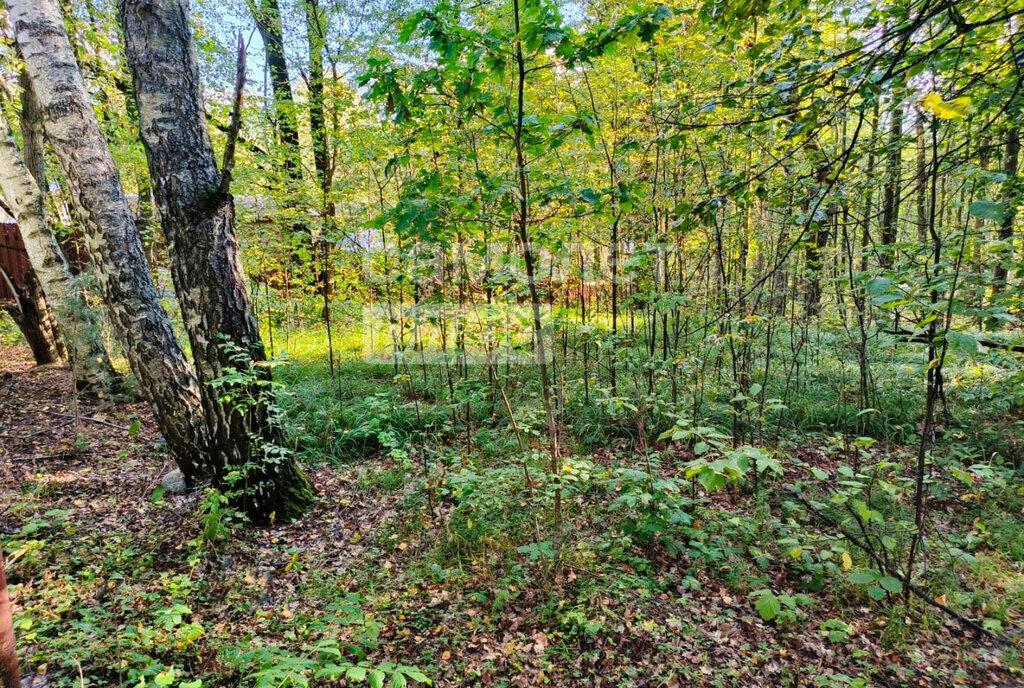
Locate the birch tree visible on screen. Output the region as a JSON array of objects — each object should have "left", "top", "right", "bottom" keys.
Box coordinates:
[
  {"left": 118, "top": 0, "right": 314, "bottom": 520},
  {"left": 0, "top": 116, "right": 119, "bottom": 394},
  {"left": 8, "top": 0, "right": 208, "bottom": 479}
]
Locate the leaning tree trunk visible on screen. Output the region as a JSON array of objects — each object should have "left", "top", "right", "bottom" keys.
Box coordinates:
[
  {"left": 9, "top": 0, "right": 207, "bottom": 479},
  {"left": 0, "top": 544, "right": 20, "bottom": 688},
  {"left": 118, "top": 0, "right": 313, "bottom": 521},
  {"left": 0, "top": 116, "right": 120, "bottom": 394},
  {"left": 2, "top": 265, "right": 63, "bottom": 365}
]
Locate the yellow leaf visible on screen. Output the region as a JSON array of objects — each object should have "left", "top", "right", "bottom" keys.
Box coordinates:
[
  {"left": 789, "top": 546, "right": 802, "bottom": 559},
  {"left": 842, "top": 552, "right": 853, "bottom": 571},
  {"left": 922, "top": 92, "right": 973, "bottom": 119},
  {"left": 922, "top": 92, "right": 942, "bottom": 112}
]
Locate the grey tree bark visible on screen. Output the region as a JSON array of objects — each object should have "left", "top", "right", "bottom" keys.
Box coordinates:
[
  {"left": 118, "top": 0, "right": 313, "bottom": 521},
  {"left": 18, "top": 71, "right": 47, "bottom": 199},
  {"left": 0, "top": 115, "right": 120, "bottom": 394},
  {"left": 9, "top": 0, "right": 207, "bottom": 479}
]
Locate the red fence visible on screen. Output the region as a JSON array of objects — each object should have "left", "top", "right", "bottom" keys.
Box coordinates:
[{"left": 0, "top": 222, "right": 29, "bottom": 303}]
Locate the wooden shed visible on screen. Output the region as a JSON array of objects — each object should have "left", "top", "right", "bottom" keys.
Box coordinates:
[{"left": 0, "top": 221, "right": 29, "bottom": 305}]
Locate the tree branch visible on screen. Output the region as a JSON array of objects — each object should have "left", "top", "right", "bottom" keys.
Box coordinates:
[
  {"left": 220, "top": 31, "right": 247, "bottom": 194},
  {"left": 784, "top": 486, "right": 1015, "bottom": 647}
]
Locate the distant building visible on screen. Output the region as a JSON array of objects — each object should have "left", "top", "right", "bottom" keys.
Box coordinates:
[{"left": 0, "top": 221, "right": 28, "bottom": 304}]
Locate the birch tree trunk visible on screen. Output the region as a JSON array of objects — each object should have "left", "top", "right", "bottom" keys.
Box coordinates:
[
  {"left": 9, "top": 0, "right": 208, "bottom": 480},
  {"left": 18, "top": 71, "right": 47, "bottom": 200},
  {"left": 0, "top": 116, "right": 120, "bottom": 394},
  {"left": 118, "top": 0, "right": 313, "bottom": 521},
  {"left": 2, "top": 265, "right": 63, "bottom": 365}
]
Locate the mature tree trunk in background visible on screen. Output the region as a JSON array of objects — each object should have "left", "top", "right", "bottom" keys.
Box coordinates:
[
  {"left": 304, "top": 0, "right": 333, "bottom": 318},
  {"left": 118, "top": 0, "right": 314, "bottom": 521},
  {"left": 2, "top": 266, "right": 64, "bottom": 365},
  {"left": 803, "top": 218, "right": 828, "bottom": 317},
  {"left": 305, "top": 0, "right": 330, "bottom": 199},
  {"left": 915, "top": 118, "right": 929, "bottom": 245},
  {"left": 0, "top": 117, "right": 120, "bottom": 393},
  {"left": 249, "top": 0, "right": 301, "bottom": 176},
  {"left": 9, "top": 0, "right": 208, "bottom": 480},
  {"left": 993, "top": 123, "right": 1020, "bottom": 294},
  {"left": 803, "top": 161, "right": 830, "bottom": 317},
  {"left": 0, "top": 545, "right": 19, "bottom": 688},
  {"left": 880, "top": 91, "right": 903, "bottom": 268}
]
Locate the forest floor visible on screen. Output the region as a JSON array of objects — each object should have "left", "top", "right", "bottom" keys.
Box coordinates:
[{"left": 1, "top": 341, "right": 1021, "bottom": 687}]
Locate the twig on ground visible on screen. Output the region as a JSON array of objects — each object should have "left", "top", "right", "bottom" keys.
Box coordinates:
[
  {"left": 38, "top": 409, "right": 125, "bottom": 431},
  {"left": 9, "top": 449, "right": 88, "bottom": 463}
]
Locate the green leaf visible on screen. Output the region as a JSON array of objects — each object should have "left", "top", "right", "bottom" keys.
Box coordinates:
[
  {"left": 969, "top": 199, "right": 1008, "bottom": 223},
  {"left": 400, "top": 667, "right": 431, "bottom": 684},
  {"left": 945, "top": 330, "right": 979, "bottom": 354},
  {"left": 369, "top": 670, "right": 387, "bottom": 688},
  {"left": 391, "top": 671, "right": 408, "bottom": 688},
  {"left": 151, "top": 485, "right": 166, "bottom": 504},
  {"left": 346, "top": 667, "right": 368, "bottom": 681},
  {"left": 754, "top": 591, "right": 781, "bottom": 620},
  {"left": 847, "top": 571, "right": 878, "bottom": 585},
  {"left": 878, "top": 576, "right": 903, "bottom": 593},
  {"left": 867, "top": 585, "right": 886, "bottom": 601}
]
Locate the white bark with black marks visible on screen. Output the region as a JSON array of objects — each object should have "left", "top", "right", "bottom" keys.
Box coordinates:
[
  {"left": 9, "top": 0, "right": 207, "bottom": 478},
  {"left": 118, "top": 0, "right": 312, "bottom": 521},
  {"left": 0, "top": 115, "right": 119, "bottom": 394}
]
